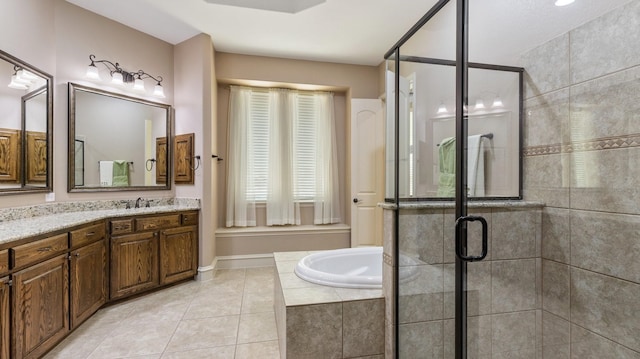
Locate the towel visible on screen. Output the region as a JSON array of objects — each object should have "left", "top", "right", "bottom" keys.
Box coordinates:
[
  {"left": 436, "top": 137, "right": 456, "bottom": 197},
  {"left": 99, "top": 161, "right": 113, "bottom": 186},
  {"left": 467, "top": 135, "right": 485, "bottom": 197},
  {"left": 436, "top": 135, "right": 486, "bottom": 197},
  {"left": 112, "top": 160, "right": 130, "bottom": 187}
]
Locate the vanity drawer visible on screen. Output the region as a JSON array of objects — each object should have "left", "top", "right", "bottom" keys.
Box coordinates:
[
  {"left": 0, "top": 250, "right": 8, "bottom": 274},
  {"left": 136, "top": 214, "right": 181, "bottom": 231},
  {"left": 13, "top": 233, "right": 68, "bottom": 268},
  {"left": 110, "top": 219, "right": 134, "bottom": 235},
  {"left": 70, "top": 222, "right": 106, "bottom": 247},
  {"left": 181, "top": 212, "right": 198, "bottom": 226}
]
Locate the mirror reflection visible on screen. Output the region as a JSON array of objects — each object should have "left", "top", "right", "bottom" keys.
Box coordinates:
[
  {"left": 68, "top": 83, "right": 172, "bottom": 192},
  {"left": 0, "top": 49, "right": 52, "bottom": 194}
]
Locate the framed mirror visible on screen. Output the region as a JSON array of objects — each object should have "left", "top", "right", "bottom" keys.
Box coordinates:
[
  {"left": 0, "top": 49, "right": 53, "bottom": 195},
  {"left": 68, "top": 82, "right": 172, "bottom": 192}
]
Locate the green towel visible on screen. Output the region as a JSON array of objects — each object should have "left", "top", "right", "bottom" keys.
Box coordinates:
[
  {"left": 112, "top": 160, "right": 130, "bottom": 187},
  {"left": 436, "top": 137, "right": 456, "bottom": 197}
]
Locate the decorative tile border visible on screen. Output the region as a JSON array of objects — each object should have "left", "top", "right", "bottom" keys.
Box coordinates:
[
  {"left": 524, "top": 133, "right": 640, "bottom": 157},
  {"left": 383, "top": 252, "right": 394, "bottom": 267}
]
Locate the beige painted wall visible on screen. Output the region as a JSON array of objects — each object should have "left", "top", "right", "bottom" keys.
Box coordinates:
[
  {"left": 174, "top": 33, "right": 218, "bottom": 268},
  {"left": 0, "top": 0, "right": 177, "bottom": 208}
]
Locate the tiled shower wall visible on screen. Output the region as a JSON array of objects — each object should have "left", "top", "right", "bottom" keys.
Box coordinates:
[{"left": 522, "top": 0, "right": 640, "bottom": 357}]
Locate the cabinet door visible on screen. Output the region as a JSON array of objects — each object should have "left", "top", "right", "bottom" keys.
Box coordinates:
[
  {"left": 110, "top": 232, "right": 159, "bottom": 300},
  {"left": 13, "top": 255, "right": 69, "bottom": 359},
  {"left": 70, "top": 240, "right": 107, "bottom": 329},
  {"left": 0, "top": 276, "right": 9, "bottom": 359},
  {"left": 160, "top": 226, "right": 197, "bottom": 285}
]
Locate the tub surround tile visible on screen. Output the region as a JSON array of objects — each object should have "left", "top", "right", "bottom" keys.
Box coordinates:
[
  {"left": 571, "top": 210, "right": 640, "bottom": 283},
  {"left": 569, "top": 0, "right": 640, "bottom": 84},
  {"left": 570, "top": 267, "right": 640, "bottom": 352},
  {"left": 274, "top": 252, "right": 384, "bottom": 359},
  {"left": 571, "top": 325, "right": 640, "bottom": 359},
  {"left": 286, "top": 303, "right": 343, "bottom": 358},
  {"left": 343, "top": 299, "right": 385, "bottom": 358}
]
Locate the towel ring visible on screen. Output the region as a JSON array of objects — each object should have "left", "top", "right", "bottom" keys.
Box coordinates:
[
  {"left": 190, "top": 156, "right": 201, "bottom": 171},
  {"left": 145, "top": 159, "right": 156, "bottom": 171}
]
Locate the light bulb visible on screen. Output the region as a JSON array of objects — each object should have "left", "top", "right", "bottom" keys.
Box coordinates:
[
  {"left": 492, "top": 96, "right": 504, "bottom": 108},
  {"left": 133, "top": 78, "right": 145, "bottom": 91},
  {"left": 86, "top": 64, "right": 100, "bottom": 80},
  {"left": 153, "top": 83, "right": 165, "bottom": 98},
  {"left": 437, "top": 103, "right": 448, "bottom": 115},
  {"left": 8, "top": 75, "right": 28, "bottom": 90},
  {"left": 474, "top": 99, "right": 485, "bottom": 110},
  {"left": 111, "top": 72, "right": 124, "bottom": 85}
]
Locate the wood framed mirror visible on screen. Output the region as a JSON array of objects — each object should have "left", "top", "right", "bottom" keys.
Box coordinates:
[
  {"left": 0, "top": 49, "right": 53, "bottom": 195},
  {"left": 68, "top": 82, "right": 172, "bottom": 192}
]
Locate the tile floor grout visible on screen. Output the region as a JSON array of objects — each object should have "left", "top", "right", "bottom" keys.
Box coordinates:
[{"left": 43, "top": 266, "right": 280, "bottom": 359}]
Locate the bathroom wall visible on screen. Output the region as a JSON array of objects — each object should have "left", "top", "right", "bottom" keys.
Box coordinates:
[{"left": 522, "top": 0, "right": 640, "bottom": 356}]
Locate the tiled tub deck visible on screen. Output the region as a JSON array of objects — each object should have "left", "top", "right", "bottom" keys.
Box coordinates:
[{"left": 274, "top": 251, "right": 385, "bottom": 359}]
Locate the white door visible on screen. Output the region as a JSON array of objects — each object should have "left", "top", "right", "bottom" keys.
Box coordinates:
[{"left": 351, "top": 99, "right": 384, "bottom": 247}]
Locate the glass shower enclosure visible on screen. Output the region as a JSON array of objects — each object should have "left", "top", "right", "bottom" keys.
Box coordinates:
[{"left": 384, "top": 0, "right": 540, "bottom": 357}]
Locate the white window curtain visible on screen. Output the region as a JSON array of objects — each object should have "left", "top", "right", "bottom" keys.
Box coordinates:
[
  {"left": 226, "top": 86, "right": 341, "bottom": 227},
  {"left": 313, "top": 92, "right": 341, "bottom": 224},
  {"left": 267, "top": 89, "right": 300, "bottom": 225},
  {"left": 225, "top": 86, "right": 256, "bottom": 227}
]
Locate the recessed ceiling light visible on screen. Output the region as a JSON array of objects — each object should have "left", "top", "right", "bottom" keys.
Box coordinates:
[{"left": 555, "top": 0, "right": 575, "bottom": 6}]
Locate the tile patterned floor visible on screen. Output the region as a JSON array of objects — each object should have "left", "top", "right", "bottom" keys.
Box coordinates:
[{"left": 44, "top": 267, "right": 280, "bottom": 359}]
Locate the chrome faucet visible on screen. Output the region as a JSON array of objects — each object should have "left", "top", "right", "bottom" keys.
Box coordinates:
[{"left": 135, "top": 197, "right": 143, "bottom": 208}]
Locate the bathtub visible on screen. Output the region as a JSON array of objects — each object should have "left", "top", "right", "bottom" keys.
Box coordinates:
[{"left": 294, "top": 247, "right": 382, "bottom": 289}]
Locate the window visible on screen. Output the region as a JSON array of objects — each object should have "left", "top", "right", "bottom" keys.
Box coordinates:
[{"left": 226, "top": 86, "right": 341, "bottom": 227}]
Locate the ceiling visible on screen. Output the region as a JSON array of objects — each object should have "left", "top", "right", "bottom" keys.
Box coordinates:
[{"left": 66, "top": 0, "right": 632, "bottom": 66}]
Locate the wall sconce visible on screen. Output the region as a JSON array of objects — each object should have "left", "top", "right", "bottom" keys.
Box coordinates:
[
  {"left": 8, "top": 66, "right": 39, "bottom": 90},
  {"left": 86, "top": 54, "right": 165, "bottom": 98}
]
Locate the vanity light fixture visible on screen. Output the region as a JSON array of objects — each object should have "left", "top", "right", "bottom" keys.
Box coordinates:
[
  {"left": 492, "top": 95, "right": 504, "bottom": 108},
  {"left": 474, "top": 98, "right": 485, "bottom": 110},
  {"left": 85, "top": 54, "right": 165, "bottom": 98},
  {"left": 436, "top": 102, "right": 449, "bottom": 115},
  {"left": 8, "top": 66, "right": 36, "bottom": 90}
]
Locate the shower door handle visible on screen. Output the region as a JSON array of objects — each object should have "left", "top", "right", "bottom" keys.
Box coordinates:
[{"left": 454, "top": 215, "right": 488, "bottom": 262}]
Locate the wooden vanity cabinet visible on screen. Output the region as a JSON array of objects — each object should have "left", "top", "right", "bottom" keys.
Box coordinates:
[
  {"left": 69, "top": 222, "right": 107, "bottom": 329},
  {"left": 160, "top": 225, "right": 198, "bottom": 285},
  {"left": 0, "top": 249, "right": 8, "bottom": 359},
  {"left": 12, "top": 254, "right": 69, "bottom": 359},
  {"left": 110, "top": 231, "right": 159, "bottom": 300},
  {"left": 109, "top": 211, "right": 198, "bottom": 300}
]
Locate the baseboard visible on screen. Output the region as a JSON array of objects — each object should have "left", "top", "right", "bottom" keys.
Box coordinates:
[
  {"left": 214, "top": 253, "right": 275, "bottom": 269},
  {"left": 196, "top": 261, "right": 216, "bottom": 281}
]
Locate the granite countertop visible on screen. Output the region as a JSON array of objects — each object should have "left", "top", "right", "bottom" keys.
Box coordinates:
[{"left": 0, "top": 199, "right": 200, "bottom": 245}]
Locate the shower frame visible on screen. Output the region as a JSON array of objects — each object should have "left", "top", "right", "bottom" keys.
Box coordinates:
[{"left": 384, "top": 0, "right": 524, "bottom": 357}]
